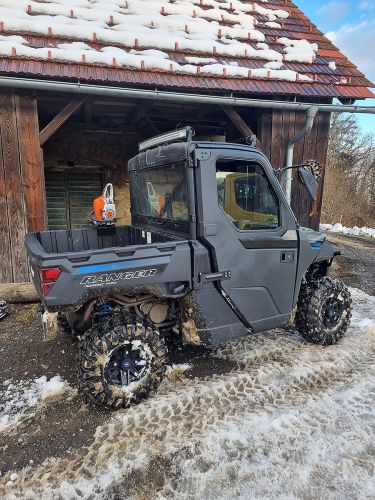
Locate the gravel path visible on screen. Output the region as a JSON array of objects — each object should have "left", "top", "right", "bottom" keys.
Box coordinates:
[{"left": 327, "top": 233, "right": 375, "bottom": 296}]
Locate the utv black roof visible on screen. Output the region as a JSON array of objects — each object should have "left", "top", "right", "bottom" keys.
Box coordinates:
[{"left": 128, "top": 127, "right": 263, "bottom": 171}]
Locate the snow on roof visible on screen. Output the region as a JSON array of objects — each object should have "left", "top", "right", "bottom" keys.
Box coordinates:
[
  {"left": 0, "top": 0, "right": 373, "bottom": 97},
  {"left": 0, "top": 0, "right": 312, "bottom": 81}
]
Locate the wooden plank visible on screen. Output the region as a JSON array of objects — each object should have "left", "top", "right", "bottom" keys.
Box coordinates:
[
  {"left": 311, "top": 112, "right": 331, "bottom": 230},
  {"left": 257, "top": 109, "right": 272, "bottom": 160},
  {"left": 280, "top": 109, "right": 297, "bottom": 211},
  {"left": 0, "top": 89, "right": 29, "bottom": 283},
  {"left": 40, "top": 98, "right": 85, "bottom": 146},
  {"left": 0, "top": 125, "right": 13, "bottom": 284},
  {"left": 221, "top": 106, "right": 261, "bottom": 148},
  {"left": 270, "top": 110, "right": 283, "bottom": 169},
  {"left": 16, "top": 94, "right": 47, "bottom": 233},
  {"left": 290, "top": 110, "right": 307, "bottom": 222}
]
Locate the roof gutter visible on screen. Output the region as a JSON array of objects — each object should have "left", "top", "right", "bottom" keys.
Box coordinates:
[{"left": 0, "top": 76, "right": 375, "bottom": 115}]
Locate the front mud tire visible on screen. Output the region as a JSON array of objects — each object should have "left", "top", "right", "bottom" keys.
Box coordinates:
[
  {"left": 77, "top": 314, "right": 167, "bottom": 409},
  {"left": 296, "top": 277, "right": 352, "bottom": 345}
]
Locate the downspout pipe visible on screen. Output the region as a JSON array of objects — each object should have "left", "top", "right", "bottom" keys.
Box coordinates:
[{"left": 285, "top": 106, "right": 319, "bottom": 204}]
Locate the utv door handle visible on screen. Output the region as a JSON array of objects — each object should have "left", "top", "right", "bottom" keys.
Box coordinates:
[{"left": 199, "top": 271, "right": 231, "bottom": 283}]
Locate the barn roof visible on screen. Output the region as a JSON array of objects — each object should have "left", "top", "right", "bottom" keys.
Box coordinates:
[{"left": 0, "top": 0, "right": 373, "bottom": 100}]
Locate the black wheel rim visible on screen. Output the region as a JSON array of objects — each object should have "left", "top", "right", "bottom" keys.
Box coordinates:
[
  {"left": 322, "top": 297, "right": 343, "bottom": 328},
  {"left": 104, "top": 343, "right": 150, "bottom": 388}
]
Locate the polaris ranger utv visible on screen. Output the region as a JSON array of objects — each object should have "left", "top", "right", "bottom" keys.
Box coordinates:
[{"left": 26, "top": 127, "right": 352, "bottom": 409}]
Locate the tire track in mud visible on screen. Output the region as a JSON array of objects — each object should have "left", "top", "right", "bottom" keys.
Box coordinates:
[{"left": 1, "top": 291, "right": 375, "bottom": 499}]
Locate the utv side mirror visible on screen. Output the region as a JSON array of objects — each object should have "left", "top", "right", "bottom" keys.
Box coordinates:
[
  {"left": 298, "top": 166, "right": 318, "bottom": 200},
  {"left": 274, "top": 159, "right": 322, "bottom": 201}
]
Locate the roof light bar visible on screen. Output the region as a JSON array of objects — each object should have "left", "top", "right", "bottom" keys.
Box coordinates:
[{"left": 139, "top": 126, "right": 195, "bottom": 152}]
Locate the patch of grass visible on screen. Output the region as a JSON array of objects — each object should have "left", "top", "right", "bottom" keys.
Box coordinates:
[{"left": 14, "top": 305, "right": 38, "bottom": 323}]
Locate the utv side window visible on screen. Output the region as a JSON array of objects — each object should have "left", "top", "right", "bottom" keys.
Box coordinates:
[{"left": 216, "top": 159, "right": 280, "bottom": 231}]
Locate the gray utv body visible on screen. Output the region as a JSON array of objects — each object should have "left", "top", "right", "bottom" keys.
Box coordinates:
[{"left": 26, "top": 140, "right": 337, "bottom": 346}]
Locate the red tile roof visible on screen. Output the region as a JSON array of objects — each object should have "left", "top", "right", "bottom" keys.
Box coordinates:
[{"left": 0, "top": 0, "right": 373, "bottom": 99}]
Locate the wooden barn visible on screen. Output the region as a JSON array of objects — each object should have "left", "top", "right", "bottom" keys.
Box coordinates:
[{"left": 0, "top": 0, "right": 373, "bottom": 285}]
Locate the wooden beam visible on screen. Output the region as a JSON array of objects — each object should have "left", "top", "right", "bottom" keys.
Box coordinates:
[
  {"left": 40, "top": 97, "right": 85, "bottom": 146},
  {"left": 16, "top": 94, "right": 47, "bottom": 233},
  {"left": 0, "top": 90, "right": 29, "bottom": 283},
  {"left": 130, "top": 100, "right": 152, "bottom": 126},
  {"left": 0, "top": 122, "right": 13, "bottom": 283},
  {"left": 221, "top": 105, "right": 261, "bottom": 148},
  {"left": 145, "top": 115, "right": 159, "bottom": 135},
  {"left": 84, "top": 98, "right": 93, "bottom": 125}
]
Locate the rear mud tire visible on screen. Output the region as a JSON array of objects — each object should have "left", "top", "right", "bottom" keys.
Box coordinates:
[
  {"left": 295, "top": 277, "right": 352, "bottom": 345},
  {"left": 77, "top": 313, "right": 167, "bottom": 409},
  {"left": 57, "top": 313, "right": 73, "bottom": 336}
]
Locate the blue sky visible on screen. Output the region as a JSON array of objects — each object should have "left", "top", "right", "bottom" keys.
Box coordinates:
[{"left": 295, "top": 0, "right": 375, "bottom": 135}]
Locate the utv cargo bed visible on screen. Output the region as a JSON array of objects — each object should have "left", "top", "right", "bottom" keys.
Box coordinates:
[
  {"left": 26, "top": 225, "right": 192, "bottom": 309},
  {"left": 31, "top": 225, "right": 184, "bottom": 254}
]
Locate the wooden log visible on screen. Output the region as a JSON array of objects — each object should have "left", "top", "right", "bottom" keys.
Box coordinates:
[{"left": 0, "top": 282, "right": 38, "bottom": 303}]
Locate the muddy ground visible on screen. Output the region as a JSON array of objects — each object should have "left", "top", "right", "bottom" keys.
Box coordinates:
[
  {"left": 327, "top": 233, "right": 375, "bottom": 296},
  {"left": 0, "top": 233, "right": 374, "bottom": 498}
]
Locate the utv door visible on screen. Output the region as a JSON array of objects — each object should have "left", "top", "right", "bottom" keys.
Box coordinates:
[{"left": 195, "top": 148, "right": 299, "bottom": 331}]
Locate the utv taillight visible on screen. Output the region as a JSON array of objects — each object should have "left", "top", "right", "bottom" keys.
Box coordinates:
[{"left": 39, "top": 267, "right": 61, "bottom": 296}]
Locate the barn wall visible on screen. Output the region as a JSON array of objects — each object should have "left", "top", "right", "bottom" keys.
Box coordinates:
[
  {"left": 257, "top": 108, "right": 331, "bottom": 230},
  {"left": 0, "top": 89, "right": 45, "bottom": 284},
  {"left": 43, "top": 127, "right": 138, "bottom": 227}
]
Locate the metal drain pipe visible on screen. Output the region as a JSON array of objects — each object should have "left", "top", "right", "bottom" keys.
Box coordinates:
[
  {"left": 0, "top": 76, "right": 375, "bottom": 115},
  {"left": 285, "top": 106, "right": 319, "bottom": 204}
]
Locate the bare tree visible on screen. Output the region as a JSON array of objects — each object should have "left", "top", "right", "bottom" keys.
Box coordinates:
[{"left": 322, "top": 114, "right": 375, "bottom": 227}]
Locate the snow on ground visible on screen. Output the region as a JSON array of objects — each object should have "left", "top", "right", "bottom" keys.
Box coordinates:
[
  {"left": 1, "top": 288, "right": 374, "bottom": 498},
  {"left": 0, "top": 376, "right": 71, "bottom": 434},
  {"left": 321, "top": 223, "right": 375, "bottom": 239}
]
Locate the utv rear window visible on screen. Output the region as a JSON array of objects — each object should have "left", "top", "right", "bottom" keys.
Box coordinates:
[
  {"left": 131, "top": 162, "right": 188, "bottom": 224},
  {"left": 216, "top": 159, "right": 280, "bottom": 231}
]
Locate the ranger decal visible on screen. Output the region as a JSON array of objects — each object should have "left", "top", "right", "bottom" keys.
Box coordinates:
[{"left": 80, "top": 269, "right": 157, "bottom": 287}]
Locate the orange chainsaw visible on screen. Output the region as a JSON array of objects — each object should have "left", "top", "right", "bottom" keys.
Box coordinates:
[{"left": 90, "top": 183, "right": 117, "bottom": 226}]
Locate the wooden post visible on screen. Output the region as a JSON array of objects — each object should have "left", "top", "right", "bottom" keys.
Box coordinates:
[
  {"left": 0, "top": 134, "right": 13, "bottom": 283},
  {"left": 0, "top": 90, "right": 29, "bottom": 283},
  {"left": 0, "top": 89, "right": 46, "bottom": 284},
  {"left": 16, "top": 94, "right": 47, "bottom": 232}
]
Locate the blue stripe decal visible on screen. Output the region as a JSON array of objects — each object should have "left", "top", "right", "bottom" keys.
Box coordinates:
[
  {"left": 76, "top": 256, "right": 170, "bottom": 275},
  {"left": 310, "top": 241, "right": 323, "bottom": 248}
]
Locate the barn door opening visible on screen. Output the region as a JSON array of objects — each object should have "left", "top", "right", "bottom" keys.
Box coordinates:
[{"left": 45, "top": 170, "right": 103, "bottom": 229}]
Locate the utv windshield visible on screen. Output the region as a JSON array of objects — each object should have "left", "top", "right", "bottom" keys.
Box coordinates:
[{"left": 131, "top": 162, "right": 189, "bottom": 225}]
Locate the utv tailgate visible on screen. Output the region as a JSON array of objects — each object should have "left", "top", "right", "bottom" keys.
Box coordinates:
[{"left": 25, "top": 226, "right": 192, "bottom": 310}]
